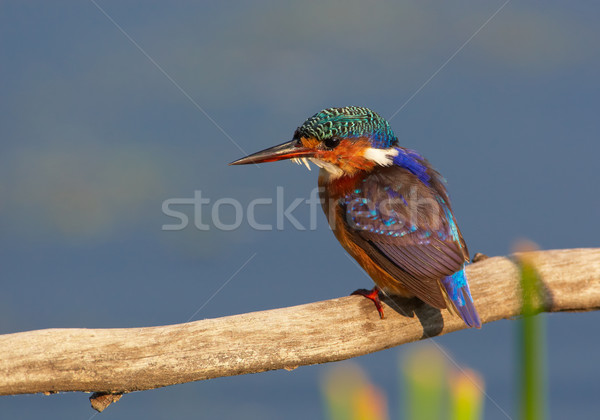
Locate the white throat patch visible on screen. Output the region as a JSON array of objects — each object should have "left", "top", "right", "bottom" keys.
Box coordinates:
[
  {"left": 290, "top": 157, "right": 312, "bottom": 171},
  {"left": 290, "top": 156, "right": 344, "bottom": 178},
  {"left": 309, "top": 158, "right": 344, "bottom": 179}
]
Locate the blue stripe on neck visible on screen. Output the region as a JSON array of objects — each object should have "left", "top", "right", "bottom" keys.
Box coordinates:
[{"left": 392, "top": 148, "right": 430, "bottom": 184}]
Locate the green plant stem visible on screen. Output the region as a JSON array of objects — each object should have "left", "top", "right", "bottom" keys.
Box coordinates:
[{"left": 518, "top": 256, "right": 547, "bottom": 420}]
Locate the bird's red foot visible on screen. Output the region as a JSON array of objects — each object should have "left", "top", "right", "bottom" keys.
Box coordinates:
[{"left": 351, "top": 287, "right": 385, "bottom": 319}]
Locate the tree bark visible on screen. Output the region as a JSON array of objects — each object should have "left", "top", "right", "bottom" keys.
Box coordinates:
[{"left": 1, "top": 248, "right": 599, "bottom": 402}]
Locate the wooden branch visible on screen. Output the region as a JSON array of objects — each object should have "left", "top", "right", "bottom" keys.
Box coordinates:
[{"left": 1, "top": 248, "right": 599, "bottom": 403}]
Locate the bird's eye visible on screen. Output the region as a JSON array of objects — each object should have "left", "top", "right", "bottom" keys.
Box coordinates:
[{"left": 324, "top": 137, "right": 341, "bottom": 149}]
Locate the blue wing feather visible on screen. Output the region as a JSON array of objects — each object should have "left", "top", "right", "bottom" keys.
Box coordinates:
[{"left": 340, "top": 164, "right": 479, "bottom": 327}]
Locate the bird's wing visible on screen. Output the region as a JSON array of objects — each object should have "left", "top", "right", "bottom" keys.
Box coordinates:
[{"left": 340, "top": 166, "right": 468, "bottom": 309}]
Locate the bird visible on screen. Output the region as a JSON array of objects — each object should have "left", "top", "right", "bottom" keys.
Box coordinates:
[{"left": 230, "top": 106, "right": 481, "bottom": 328}]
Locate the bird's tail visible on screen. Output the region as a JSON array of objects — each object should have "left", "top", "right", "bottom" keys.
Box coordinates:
[{"left": 440, "top": 269, "right": 482, "bottom": 328}]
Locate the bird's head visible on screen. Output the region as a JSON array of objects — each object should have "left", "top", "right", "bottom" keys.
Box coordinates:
[{"left": 230, "top": 106, "right": 400, "bottom": 180}]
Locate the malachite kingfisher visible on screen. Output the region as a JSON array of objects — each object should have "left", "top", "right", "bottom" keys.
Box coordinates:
[{"left": 230, "top": 106, "right": 481, "bottom": 328}]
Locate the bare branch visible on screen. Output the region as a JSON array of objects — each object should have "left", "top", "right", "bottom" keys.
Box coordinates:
[{"left": 1, "top": 248, "right": 599, "bottom": 402}]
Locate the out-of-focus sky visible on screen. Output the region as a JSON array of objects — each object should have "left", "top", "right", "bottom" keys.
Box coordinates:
[{"left": 1, "top": 1, "right": 599, "bottom": 419}]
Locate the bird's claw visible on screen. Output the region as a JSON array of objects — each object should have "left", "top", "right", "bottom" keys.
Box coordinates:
[{"left": 351, "top": 287, "right": 385, "bottom": 319}]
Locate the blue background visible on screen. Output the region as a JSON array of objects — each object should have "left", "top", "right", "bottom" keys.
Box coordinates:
[{"left": 1, "top": 1, "right": 599, "bottom": 418}]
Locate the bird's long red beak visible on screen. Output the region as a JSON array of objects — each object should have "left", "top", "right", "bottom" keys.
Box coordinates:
[{"left": 229, "top": 140, "right": 314, "bottom": 165}]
